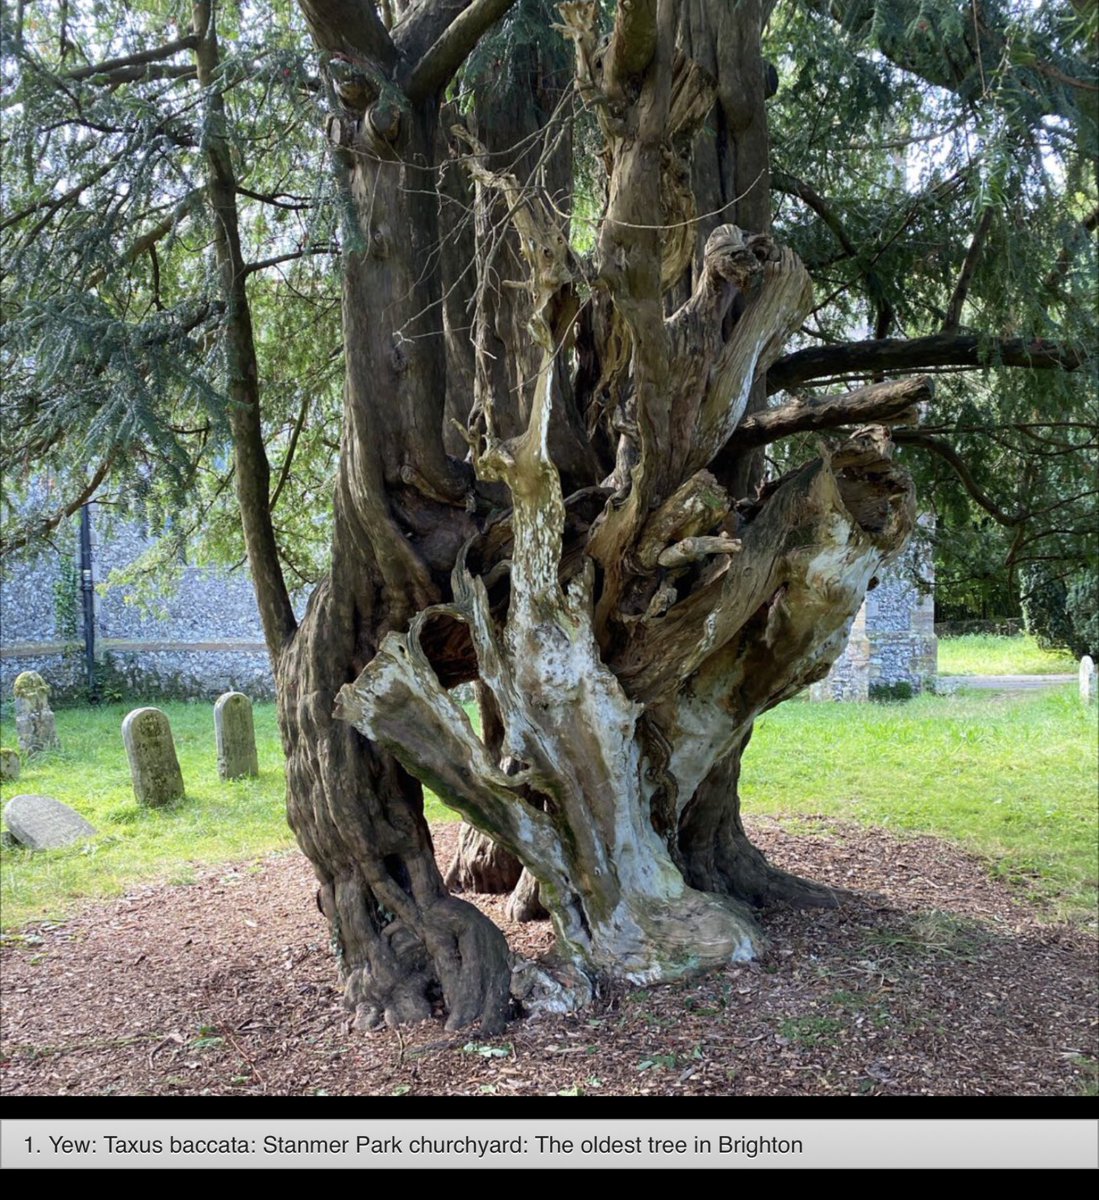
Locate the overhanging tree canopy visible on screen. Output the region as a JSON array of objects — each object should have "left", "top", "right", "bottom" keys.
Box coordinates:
[{"left": 2, "top": 0, "right": 1095, "bottom": 1032}]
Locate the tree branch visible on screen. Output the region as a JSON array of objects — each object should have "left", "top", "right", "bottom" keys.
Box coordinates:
[
  {"left": 86, "top": 188, "right": 204, "bottom": 288},
  {"left": 243, "top": 245, "right": 338, "bottom": 275},
  {"left": 1, "top": 457, "right": 114, "bottom": 558},
  {"left": 296, "top": 0, "right": 396, "bottom": 66},
  {"left": 269, "top": 394, "right": 313, "bottom": 513},
  {"left": 1042, "top": 203, "right": 1099, "bottom": 295},
  {"left": 729, "top": 375, "right": 932, "bottom": 449},
  {"left": 604, "top": 0, "right": 658, "bottom": 97},
  {"left": 767, "top": 334, "right": 1090, "bottom": 393},
  {"left": 891, "top": 430, "right": 1022, "bottom": 526},
  {"left": 64, "top": 34, "right": 199, "bottom": 81},
  {"left": 405, "top": 0, "right": 517, "bottom": 102},
  {"left": 194, "top": 0, "right": 297, "bottom": 658},
  {"left": 235, "top": 185, "right": 316, "bottom": 210},
  {"left": 806, "top": 0, "right": 1089, "bottom": 119},
  {"left": 772, "top": 167, "right": 894, "bottom": 337},
  {"left": 942, "top": 208, "right": 994, "bottom": 331},
  {"left": 771, "top": 168, "right": 857, "bottom": 258},
  {"left": 0, "top": 159, "right": 117, "bottom": 234},
  {"left": 72, "top": 63, "right": 197, "bottom": 86}
]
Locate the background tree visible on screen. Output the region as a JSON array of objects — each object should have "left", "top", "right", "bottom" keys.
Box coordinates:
[{"left": 2, "top": 0, "right": 1095, "bottom": 1034}]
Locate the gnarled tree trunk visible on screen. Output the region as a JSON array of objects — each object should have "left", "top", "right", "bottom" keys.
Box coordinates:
[{"left": 278, "top": 0, "right": 928, "bottom": 1027}]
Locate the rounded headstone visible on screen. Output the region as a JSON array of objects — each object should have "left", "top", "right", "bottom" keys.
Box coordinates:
[
  {"left": 13, "top": 671, "right": 49, "bottom": 701},
  {"left": 121, "top": 707, "right": 185, "bottom": 807},
  {"left": 214, "top": 691, "right": 259, "bottom": 780},
  {"left": 1081, "top": 655, "right": 1096, "bottom": 704},
  {"left": 3, "top": 794, "right": 96, "bottom": 850},
  {"left": 0, "top": 748, "right": 20, "bottom": 782}
]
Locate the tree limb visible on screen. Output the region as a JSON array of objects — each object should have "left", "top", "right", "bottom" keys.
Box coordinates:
[
  {"left": 806, "top": 0, "right": 1089, "bottom": 119},
  {"left": 243, "top": 245, "right": 338, "bottom": 275},
  {"left": 0, "top": 159, "right": 117, "bottom": 234},
  {"left": 891, "top": 430, "right": 1023, "bottom": 526},
  {"left": 194, "top": 0, "right": 297, "bottom": 657},
  {"left": 72, "top": 63, "right": 197, "bottom": 86},
  {"left": 603, "top": 0, "right": 658, "bottom": 98},
  {"left": 405, "top": 0, "right": 517, "bottom": 101},
  {"left": 270, "top": 393, "right": 312, "bottom": 512},
  {"left": 730, "top": 375, "right": 932, "bottom": 449},
  {"left": 296, "top": 0, "right": 397, "bottom": 66},
  {"left": 1, "top": 457, "right": 114, "bottom": 558},
  {"left": 942, "top": 208, "right": 994, "bottom": 331},
  {"left": 86, "top": 188, "right": 204, "bottom": 288},
  {"left": 235, "top": 185, "right": 316, "bottom": 210},
  {"left": 63, "top": 34, "right": 199, "bottom": 81},
  {"left": 767, "top": 333, "right": 1090, "bottom": 393},
  {"left": 772, "top": 168, "right": 858, "bottom": 258},
  {"left": 772, "top": 167, "right": 894, "bottom": 338},
  {"left": 1042, "top": 203, "right": 1099, "bottom": 295}
]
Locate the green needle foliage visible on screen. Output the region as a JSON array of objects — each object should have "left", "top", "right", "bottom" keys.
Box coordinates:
[
  {"left": 0, "top": 1, "right": 1095, "bottom": 611},
  {"left": 766, "top": 0, "right": 1098, "bottom": 614},
  {"left": 1, "top": 0, "right": 342, "bottom": 582}
]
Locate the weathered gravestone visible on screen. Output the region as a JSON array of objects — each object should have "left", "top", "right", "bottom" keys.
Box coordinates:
[
  {"left": 3, "top": 794, "right": 96, "bottom": 850},
  {"left": 214, "top": 691, "right": 259, "bottom": 780},
  {"left": 122, "top": 707, "right": 185, "bottom": 807},
  {"left": 1081, "top": 656, "right": 1096, "bottom": 704},
  {"left": 0, "top": 748, "right": 20, "bottom": 782},
  {"left": 13, "top": 671, "right": 61, "bottom": 754}
]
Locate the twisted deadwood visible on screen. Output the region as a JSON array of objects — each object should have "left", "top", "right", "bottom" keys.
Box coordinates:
[{"left": 281, "top": 0, "right": 922, "bottom": 1028}]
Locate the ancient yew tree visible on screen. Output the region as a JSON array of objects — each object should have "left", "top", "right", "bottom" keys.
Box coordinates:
[{"left": 3, "top": 0, "right": 1095, "bottom": 1033}]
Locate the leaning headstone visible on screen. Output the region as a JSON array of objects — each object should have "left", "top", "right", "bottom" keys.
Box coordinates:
[
  {"left": 122, "top": 707, "right": 185, "bottom": 807},
  {"left": 0, "top": 748, "right": 20, "bottom": 782},
  {"left": 214, "top": 692, "right": 259, "bottom": 780},
  {"left": 13, "top": 671, "right": 61, "bottom": 755},
  {"left": 1081, "top": 656, "right": 1096, "bottom": 704},
  {"left": 3, "top": 794, "right": 96, "bottom": 850}
]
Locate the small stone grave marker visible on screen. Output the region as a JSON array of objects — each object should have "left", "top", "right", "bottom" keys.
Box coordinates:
[
  {"left": 214, "top": 691, "right": 259, "bottom": 780},
  {"left": 13, "top": 671, "right": 61, "bottom": 754},
  {"left": 0, "top": 748, "right": 20, "bottom": 782},
  {"left": 122, "top": 707, "right": 185, "bottom": 807},
  {"left": 1081, "top": 655, "right": 1096, "bottom": 704},
  {"left": 2, "top": 794, "right": 96, "bottom": 850}
]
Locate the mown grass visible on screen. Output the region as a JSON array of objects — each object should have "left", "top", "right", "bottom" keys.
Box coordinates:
[
  {"left": 937, "top": 633, "right": 1077, "bottom": 676},
  {"left": 2, "top": 678, "right": 1096, "bottom": 928},
  {"left": 1, "top": 702, "right": 294, "bottom": 927},
  {"left": 743, "top": 685, "right": 1097, "bottom": 921}
]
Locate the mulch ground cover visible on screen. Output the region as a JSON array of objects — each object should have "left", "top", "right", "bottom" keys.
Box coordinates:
[{"left": 2, "top": 817, "right": 1096, "bottom": 1096}]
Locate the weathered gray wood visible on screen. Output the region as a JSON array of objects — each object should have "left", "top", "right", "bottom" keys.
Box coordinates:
[{"left": 121, "top": 707, "right": 185, "bottom": 807}]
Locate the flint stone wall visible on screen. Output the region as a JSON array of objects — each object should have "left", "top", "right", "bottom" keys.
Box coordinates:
[
  {"left": 1, "top": 503, "right": 287, "bottom": 702},
  {"left": 810, "top": 524, "right": 938, "bottom": 701}
]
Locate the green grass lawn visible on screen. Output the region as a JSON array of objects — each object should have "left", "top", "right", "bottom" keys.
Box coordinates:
[
  {"left": 2, "top": 683, "right": 1096, "bottom": 928},
  {"left": 1, "top": 702, "right": 295, "bottom": 927},
  {"left": 744, "top": 685, "right": 1097, "bottom": 920},
  {"left": 937, "top": 633, "right": 1077, "bottom": 675}
]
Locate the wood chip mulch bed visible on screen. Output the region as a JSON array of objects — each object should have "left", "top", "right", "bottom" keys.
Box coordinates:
[{"left": 2, "top": 818, "right": 1096, "bottom": 1097}]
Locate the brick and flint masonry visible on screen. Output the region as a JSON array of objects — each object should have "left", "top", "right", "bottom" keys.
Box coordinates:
[{"left": 44, "top": 1133, "right": 804, "bottom": 1160}]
